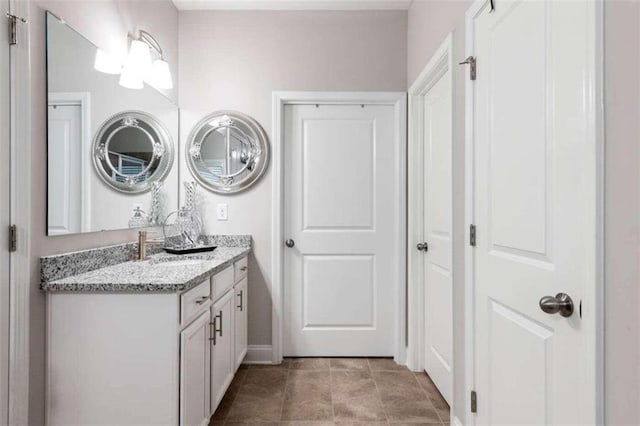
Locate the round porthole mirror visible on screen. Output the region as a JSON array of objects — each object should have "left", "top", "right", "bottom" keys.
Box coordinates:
[
  {"left": 92, "top": 111, "right": 174, "bottom": 194},
  {"left": 186, "top": 111, "right": 269, "bottom": 194}
]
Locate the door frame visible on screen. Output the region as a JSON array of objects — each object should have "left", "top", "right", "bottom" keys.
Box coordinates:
[
  {"left": 463, "top": 1, "right": 605, "bottom": 425},
  {"left": 47, "top": 91, "right": 92, "bottom": 233},
  {"left": 406, "top": 30, "right": 454, "bottom": 396},
  {"left": 271, "top": 91, "right": 407, "bottom": 364},
  {"left": 8, "top": 0, "right": 31, "bottom": 424}
]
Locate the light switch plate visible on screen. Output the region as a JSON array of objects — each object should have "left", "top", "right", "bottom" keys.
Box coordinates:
[{"left": 216, "top": 203, "right": 228, "bottom": 221}]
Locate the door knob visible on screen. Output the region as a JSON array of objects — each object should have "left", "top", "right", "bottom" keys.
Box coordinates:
[
  {"left": 539, "top": 293, "right": 574, "bottom": 317},
  {"left": 416, "top": 242, "right": 428, "bottom": 252},
  {"left": 285, "top": 239, "right": 295, "bottom": 248}
]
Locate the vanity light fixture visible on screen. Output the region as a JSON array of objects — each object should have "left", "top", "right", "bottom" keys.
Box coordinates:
[
  {"left": 93, "top": 49, "right": 122, "bottom": 74},
  {"left": 115, "top": 30, "right": 173, "bottom": 90},
  {"left": 126, "top": 38, "right": 153, "bottom": 75},
  {"left": 119, "top": 64, "right": 144, "bottom": 89}
]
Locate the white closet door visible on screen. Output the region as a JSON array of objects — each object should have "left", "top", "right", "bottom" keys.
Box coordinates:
[
  {"left": 471, "top": 0, "right": 598, "bottom": 424},
  {"left": 284, "top": 103, "right": 401, "bottom": 356},
  {"left": 422, "top": 71, "right": 453, "bottom": 405},
  {"left": 47, "top": 103, "right": 82, "bottom": 235}
]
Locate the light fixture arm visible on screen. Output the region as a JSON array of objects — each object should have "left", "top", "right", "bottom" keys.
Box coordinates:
[{"left": 132, "top": 30, "right": 164, "bottom": 58}]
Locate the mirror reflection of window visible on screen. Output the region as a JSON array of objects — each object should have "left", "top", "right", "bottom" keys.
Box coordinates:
[
  {"left": 195, "top": 123, "right": 254, "bottom": 183},
  {"left": 104, "top": 126, "right": 157, "bottom": 184}
]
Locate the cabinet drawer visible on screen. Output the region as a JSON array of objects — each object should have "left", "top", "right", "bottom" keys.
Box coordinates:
[
  {"left": 181, "top": 280, "right": 211, "bottom": 328},
  {"left": 234, "top": 257, "right": 248, "bottom": 282},
  {"left": 211, "top": 265, "right": 235, "bottom": 301}
]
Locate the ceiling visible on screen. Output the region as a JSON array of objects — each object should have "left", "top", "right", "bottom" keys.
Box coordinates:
[{"left": 172, "top": 0, "right": 413, "bottom": 11}]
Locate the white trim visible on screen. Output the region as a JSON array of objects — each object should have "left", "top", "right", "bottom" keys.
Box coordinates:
[
  {"left": 463, "top": 1, "right": 605, "bottom": 425},
  {"left": 243, "top": 345, "right": 274, "bottom": 364},
  {"left": 8, "top": 0, "right": 31, "bottom": 424},
  {"left": 172, "top": 0, "right": 412, "bottom": 11},
  {"left": 406, "top": 29, "right": 453, "bottom": 383},
  {"left": 452, "top": 416, "right": 464, "bottom": 426},
  {"left": 593, "top": 1, "right": 605, "bottom": 422},
  {"left": 463, "top": 3, "right": 485, "bottom": 425},
  {"left": 48, "top": 91, "right": 92, "bottom": 233},
  {"left": 271, "top": 91, "right": 407, "bottom": 364}
]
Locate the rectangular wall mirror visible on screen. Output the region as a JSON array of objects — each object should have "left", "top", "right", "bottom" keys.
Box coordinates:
[{"left": 46, "top": 11, "right": 179, "bottom": 236}]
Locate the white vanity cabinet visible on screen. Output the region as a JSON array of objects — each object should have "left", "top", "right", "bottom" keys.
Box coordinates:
[
  {"left": 210, "top": 289, "right": 235, "bottom": 412},
  {"left": 209, "top": 257, "right": 249, "bottom": 414},
  {"left": 45, "top": 255, "right": 249, "bottom": 426},
  {"left": 234, "top": 277, "right": 248, "bottom": 370},
  {"left": 180, "top": 310, "right": 212, "bottom": 426}
]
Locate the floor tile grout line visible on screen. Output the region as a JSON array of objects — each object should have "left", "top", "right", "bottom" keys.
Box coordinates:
[
  {"left": 413, "top": 371, "right": 447, "bottom": 425},
  {"left": 279, "top": 360, "right": 292, "bottom": 422},
  {"left": 220, "top": 368, "right": 250, "bottom": 424},
  {"left": 329, "top": 363, "right": 336, "bottom": 423},
  {"left": 369, "top": 358, "right": 391, "bottom": 425}
]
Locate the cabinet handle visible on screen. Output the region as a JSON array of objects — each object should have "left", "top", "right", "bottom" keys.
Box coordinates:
[
  {"left": 209, "top": 318, "right": 217, "bottom": 345},
  {"left": 240, "top": 266, "right": 248, "bottom": 272},
  {"left": 195, "top": 296, "right": 209, "bottom": 305},
  {"left": 237, "top": 290, "right": 244, "bottom": 311},
  {"left": 216, "top": 310, "right": 223, "bottom": 337}
]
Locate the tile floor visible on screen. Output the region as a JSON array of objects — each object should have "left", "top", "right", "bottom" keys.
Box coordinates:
[{"left": 210, "top": 358, "right": 450, "bottom": 426}]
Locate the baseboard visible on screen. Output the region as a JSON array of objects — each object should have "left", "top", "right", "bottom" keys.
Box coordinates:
[
  {"left": 243, "top": 345, "right": 274, "bottom": 364},
  {"left": 453, "top": 415, "right": 464, "bottom": 426}
]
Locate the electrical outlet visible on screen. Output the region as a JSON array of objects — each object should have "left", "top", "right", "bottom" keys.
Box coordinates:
[{"left": 216, "top": 203, "right": 228, "bottom": 221}]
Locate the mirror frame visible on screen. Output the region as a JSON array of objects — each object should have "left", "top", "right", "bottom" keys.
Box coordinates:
[
  {"left": 92, "top": 110, "right": 175, "bottom": 194},
  {"left": 186, "top": 110, "right": 270, "bottom": 194}
]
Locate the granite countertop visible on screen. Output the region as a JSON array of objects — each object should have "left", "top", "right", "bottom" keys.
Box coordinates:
[{"left": 41, "top": 244, "right": 251, "bottom": 293}]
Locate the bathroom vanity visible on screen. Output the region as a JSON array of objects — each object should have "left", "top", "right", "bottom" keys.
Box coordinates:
[{"left": 41, "top": 237, "right": 250, "bottom": 426}]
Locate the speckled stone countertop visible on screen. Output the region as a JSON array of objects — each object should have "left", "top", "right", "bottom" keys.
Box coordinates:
[{"left": 40, "top": 235, "right": 251, "bottom": 293}]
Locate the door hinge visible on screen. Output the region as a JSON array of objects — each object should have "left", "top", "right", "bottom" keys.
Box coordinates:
[
  {"left": 471, "top": 390, "right": 477, "bottom": 413},
  {"left": 459, "top": 56, "right": 476, "bottom": 81},
  {"left": 8, "top": 225, "right": 16, "bottom": 252},
  {"left": 6, "top": 12, "right": 27, "bottom": 46},
  {"left": 470, "top": 224, "right": 477, "bottom": 247}
]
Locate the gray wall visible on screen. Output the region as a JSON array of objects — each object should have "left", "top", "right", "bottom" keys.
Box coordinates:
[
  {"left": 407, "top": 0, "right": 640, "bottom": 424},
  {"left": 604, "top": 1, "right": 640, "bottom": 424},
  {"left": 29, "top": 1, "right": 179, "bottom": 424},
  {"left": 178, "top": 10, "right": 408, "bottom": 346}
]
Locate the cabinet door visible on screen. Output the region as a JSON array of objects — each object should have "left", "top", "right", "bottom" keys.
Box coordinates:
[
  {"left": 180, "top": 310, "right": 211, "bottom": 426},
  {"left": 210, "top": 290, "right": 235, "bottom": 414},
  {"left": 234, "top": 277, "right": 248, "bottom": 370}
]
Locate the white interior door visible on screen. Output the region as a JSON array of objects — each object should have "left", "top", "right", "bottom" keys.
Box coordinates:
[
  {"left": 0, "top": 0, "right": 9, "bottom": 423},
  {"left": 421, "top": 70, "right": 453, "bottom": 404},
  {"left": 470, "top": 0, "right": 598, "bottom": 424},
  {"left": 47, "top": 102, "right": 82, "bottom": 235},
  {"left": 284, "top": 102, "right": 401, "bottom": 356}
]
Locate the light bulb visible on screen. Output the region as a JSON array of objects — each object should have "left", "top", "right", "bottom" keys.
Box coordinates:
[
  {"left": 144, "top": 58, "right": 173, "bottom": 90},
  {"left": 119, "top": 65, "right": 143, "bottom": 89},
  {"left": 126, "top": 39, "right": 152, "bottom": 75},
  {"left": 94, "top": 48, "right": 121, "bottom": 74}
]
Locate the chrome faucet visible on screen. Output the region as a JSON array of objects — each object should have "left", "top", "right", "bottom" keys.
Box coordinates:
[{"left": 137, "top": 230, "right": 164, "bottom": 261}]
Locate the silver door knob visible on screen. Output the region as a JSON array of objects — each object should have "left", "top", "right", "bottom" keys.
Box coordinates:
[
  {"left": 416, "top": 242, "right": 428, "bottom": 252},
  {"left": 285, "top": 239, "right": 295, "bottom": 248},
  {"left": 539, "top": 293, "right": 574, "bottom": 317}
]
